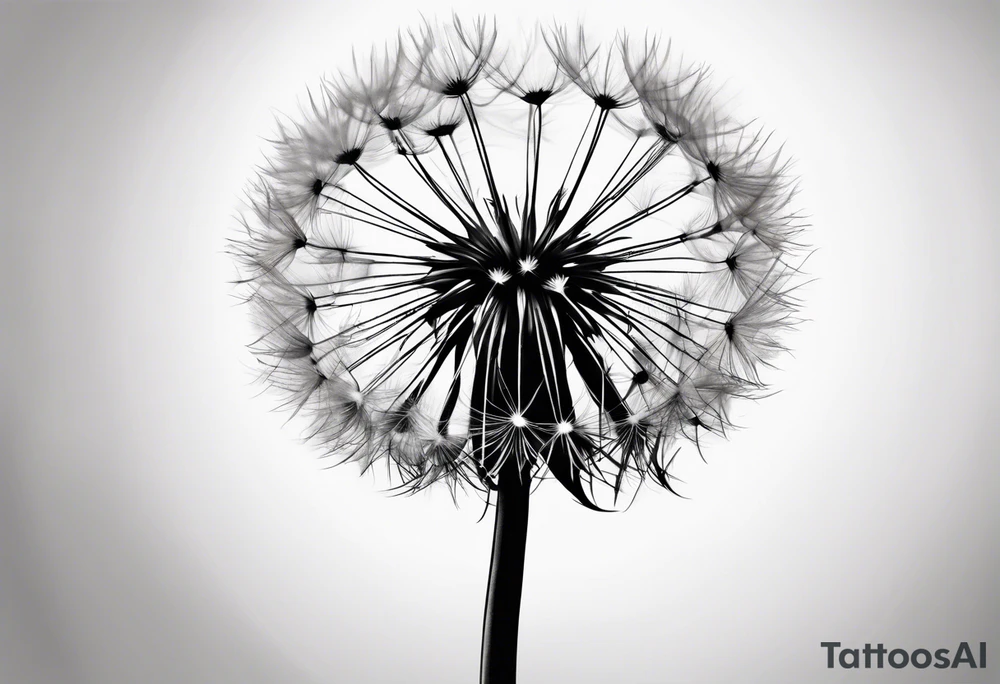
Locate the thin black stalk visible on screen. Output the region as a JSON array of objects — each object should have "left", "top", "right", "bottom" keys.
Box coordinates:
[
  {"left": 377, "top": 304, "right": 478, "bottom": 400},
  {"left": 587, "top": 302, "right": 678, "bottom": 380},
  {"left": 521, "top": 104, "right": 544, "bottom": 246},
  {"left": 600, "top": 273, "right": 740, "bottom": 315},
  {"left": 315, "top": 296, "right": 438, "bottom": 358},
  {"left": 319, "top": 285, "right": 430, "bottom": 310},
  {"left": 272, "top": 270, "right": 423, "bottom": 290},
  {"left": 354, "top": 164, "right": 465, "bottom": 243},
  {"left": 601, "top": 268, "right": 705, "bottom": 275},
  {"left": 325, "top": 211, "right": 434, "bottom": 246},
  {"left": 449, "top": 133, "right": 479, "bottom": 202},
  {"left": 560, "top": 108, "right": 609, "bottom": 216},
  {"left": 480, "top": 462, "right": 531, "bottom": 684},
  {"left": 531, "top": 105, "right": 543, "bottom": 217},
  {"left": 583, "top": 140, "right": 669, "bottom": 225},
  {"left": 613, "top": 255, "right": 704, "bottom": 263},
  {"left": 307, "top": 244, "right": 430, "bottom": 262},
  {"left": 363, "top": 302, "right": 474, "bottom": 392},
  {"left": 437, "top": 138, "right": 489, "bottom": 229},
  {"left": 605, "top": 287, "right": 728, "bottom": 326},
  {"left": 535, "top": 106, "right": 605, "bottom": 249},
  {"left": 556, "top": 106, "right": 596, "bottom": 195},
  {"left": 396, "top": 133, "right": 480, "bottom": 228},
  {"left": 521, "top": 108, "right": 533, "bottom": 233},
  {"left": 589, "top": 179, "right": 706, "bottom": 244},
  {"left": 320, "top": 190, "right": 436, "bottom": 243},
  {"left": 311, "top": 294, "right": 436, "bottom": 348},
  {"left": 593, "top": 292, "right": 705, "bottom": 370},
  {"left": 321, "top": 274, "right": 432, "bottom": 298},
  {"left": 460, "top": 95, "right": 504, "bottom": 214},
  {"left": 598, "top": 219, "right": 720, "bottom": 260},
  {"left": 579, "top": 135, "right": 643, "bottom": 223},
  {"left": 347, "top": 314, "right": 434, "bottom": 373}
]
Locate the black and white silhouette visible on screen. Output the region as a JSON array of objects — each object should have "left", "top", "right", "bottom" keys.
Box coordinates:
[{"left": 232, "top": 16, "right": 804, "bottom": 684}]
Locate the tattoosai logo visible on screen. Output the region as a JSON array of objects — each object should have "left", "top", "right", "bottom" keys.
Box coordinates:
[{"left": 821, "top": 642, "right": 986, "bottom": 670}]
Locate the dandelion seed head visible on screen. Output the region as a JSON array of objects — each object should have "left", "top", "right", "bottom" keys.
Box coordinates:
[{"left": 233, "top": 17, "right": 807, "bottom": 506}]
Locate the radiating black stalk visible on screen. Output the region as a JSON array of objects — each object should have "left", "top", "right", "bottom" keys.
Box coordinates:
[{"left": 480, "top": 460, "right": 531, "bottom": 684}]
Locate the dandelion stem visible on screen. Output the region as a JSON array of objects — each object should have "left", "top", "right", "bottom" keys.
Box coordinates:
[{"left": 480, "top": 461, "right": 531, "bottom": 684}]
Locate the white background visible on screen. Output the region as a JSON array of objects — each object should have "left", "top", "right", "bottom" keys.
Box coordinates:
[{"left": 1, "top": 2, "right": 997, "bottom": 682}]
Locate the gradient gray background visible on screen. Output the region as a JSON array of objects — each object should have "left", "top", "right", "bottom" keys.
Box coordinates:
[{"left": 1, "top": 2, "right": 997, "bottom": 683}]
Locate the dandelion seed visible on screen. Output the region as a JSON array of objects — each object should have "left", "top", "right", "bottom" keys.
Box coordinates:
[
  {"left": 545, "top": 24, "right": 637, "bottom": 110},
  {"left": 411, "top": 17, "right": 499, "bottom": 97},
  {"left": 330, "top": 39, "right": 442, "bottom": 131},
  {"left": 488, "top": 24, "right": 570, "bottom": 104}
]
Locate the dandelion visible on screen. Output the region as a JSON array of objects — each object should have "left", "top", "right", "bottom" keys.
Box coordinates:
[{"left": 231, "top": 16, "right": 807, "bottom": 684}]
